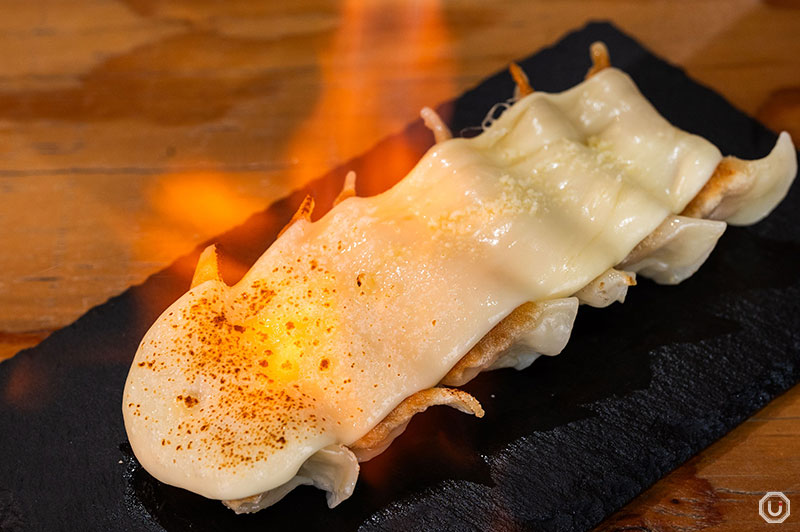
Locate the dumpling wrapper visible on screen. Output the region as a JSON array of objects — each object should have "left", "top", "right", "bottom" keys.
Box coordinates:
[{"left": 123, "top": 62, "right": 796, "bottom": 508}]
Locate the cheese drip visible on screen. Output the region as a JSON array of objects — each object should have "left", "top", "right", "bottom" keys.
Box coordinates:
[{"left": 123, "top": 68, "right": 723, "bottom": 501}]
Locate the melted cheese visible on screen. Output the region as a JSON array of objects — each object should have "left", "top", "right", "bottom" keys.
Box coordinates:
[{"left": 123, "top": 68, "right": 723, "bottom": 500}]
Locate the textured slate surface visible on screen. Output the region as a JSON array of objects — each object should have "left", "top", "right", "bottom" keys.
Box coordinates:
[{"left": 1, "top": 21, "right": 798, "bottom": 532}]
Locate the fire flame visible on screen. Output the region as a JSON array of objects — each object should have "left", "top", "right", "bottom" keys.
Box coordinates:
[
  {"left": 284, "top": 0, "right": 454, "bottom": 194},
  {"left": 140, "top": 0, "right": 454, "bottom": 285}
]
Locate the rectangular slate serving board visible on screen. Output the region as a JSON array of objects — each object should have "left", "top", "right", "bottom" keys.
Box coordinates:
[{"left": 1, "top": 22, "right": 798, "bottom": 532}]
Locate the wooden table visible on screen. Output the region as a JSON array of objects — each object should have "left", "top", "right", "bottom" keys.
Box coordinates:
[{"left": 1, "top": 1, "right": 798, "bottom": 529}]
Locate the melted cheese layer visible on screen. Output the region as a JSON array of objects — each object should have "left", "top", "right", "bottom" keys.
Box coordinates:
[{"left": 123, "top": 68, "right": 722, "bottom": 500}]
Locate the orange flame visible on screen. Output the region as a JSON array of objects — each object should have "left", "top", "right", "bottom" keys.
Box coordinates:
[
  {"left": 142, "top": 170, "right": 268, "bottom": 283},
  {"left": 136, "top": 0, "right": 454, "bottom": 289},
  {"left": 150, "top": 171, "right": 265, "bottom": 234},
  {"left": 284, "top": 0, "right": 454, "bottom": 195}
]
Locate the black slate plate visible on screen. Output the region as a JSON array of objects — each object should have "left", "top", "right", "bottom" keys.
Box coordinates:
[{"left": 1, "top": 22, "right": 798, "bottom": 532}]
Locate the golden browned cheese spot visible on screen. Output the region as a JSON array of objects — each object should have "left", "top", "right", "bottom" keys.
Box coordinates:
[
  {"left": 175, "top": 394, "right": 199, "bottom": 408},
  {"left": 137, "top": 272, "right": 346, "bottom": 470}
]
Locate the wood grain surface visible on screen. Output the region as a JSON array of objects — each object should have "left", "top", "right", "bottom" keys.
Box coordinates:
[{"left": 0, "top": 1, "right": 798, "bottom": 529}]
